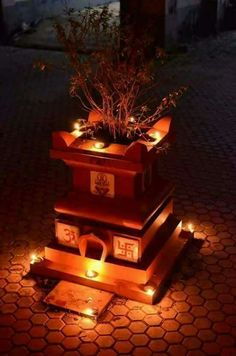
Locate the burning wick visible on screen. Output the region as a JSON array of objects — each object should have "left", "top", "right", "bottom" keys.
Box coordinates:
[
  {"left": 149, "top": 131, "right": 161, "bottom": 140},
  {"left": 94, "top": 142, "right": 105, "bottom": 149},
  {"left": 85, "top": 307, "right": 98, "bottom": 317},
  {"left": 188, "top": 223, "right": 194, "bottom": 233},
  {"left": 129, "top": 116, "right": 135, "bottom": 123},
  {"left": 73, "top": 121, "right": 81, "bottom": 130},
  {"left": 30, "top": 254, "right": 42, "bottom": 264},
  {"left": 144, "top": 285, "right": 155, "bottom": 296},
  {"left": 85, "top": 270, "right": 98, "bottom": 278}
]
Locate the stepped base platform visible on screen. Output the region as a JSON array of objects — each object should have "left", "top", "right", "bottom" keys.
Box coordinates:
[{"left": 31, "top": 221, "right": 193, "bottom": 304}]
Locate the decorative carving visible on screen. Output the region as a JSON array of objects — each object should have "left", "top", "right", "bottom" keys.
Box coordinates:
[
  {"left": 78, "top": 233, "right": 108, "bottom": 262},
  {"left": 90, "top": 171, "right": 115, "bottom": 198}
]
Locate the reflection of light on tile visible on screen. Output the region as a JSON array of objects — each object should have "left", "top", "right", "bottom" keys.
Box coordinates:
[
  {"left": 188, "top": 223, "right": 194, "bottom": 233},
  {"left": 85, "top": 270, "right": 98, "bottom": 278}
]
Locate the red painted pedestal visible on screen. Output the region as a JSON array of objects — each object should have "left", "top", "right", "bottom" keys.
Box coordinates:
[{"left": 30, "top": 116, "right": 193, "bottom": 304}]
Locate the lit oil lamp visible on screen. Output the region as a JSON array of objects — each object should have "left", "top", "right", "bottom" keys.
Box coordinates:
[
  {"left": 73, "top": 121, "right": 81, "bottom": 130},
  {"left": 149, "top": 130, "right": 161, "bottom": 141},
  {"left": 94, "top": 141, "right": 105, "bottom": 149},
  {"left": 85, "top": 270, "right": 98, "bottom": 278},
  {"left": 129, "top": 116, "right": 135, "bottom": 123},
  {"left": 30, "top": 253, "right": 42, "bottom": 264},
  {"left": 144, "top": 284, "right": 155, "bottom": 296}
]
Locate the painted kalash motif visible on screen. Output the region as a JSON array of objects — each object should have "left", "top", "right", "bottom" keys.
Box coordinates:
[{"left": 30, "top": 114, "right": 193, "bottom": 304}]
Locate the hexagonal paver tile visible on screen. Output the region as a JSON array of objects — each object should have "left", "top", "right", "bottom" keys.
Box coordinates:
[
  {"left": 96, "top": 335, "right": 115, "bottom": 348},
  {"left": 183, "top": 336, "right": 202, "bottom": 350},
  {"left": 46, "top": 331, "right": 64, "bottom": 344},
  {"left": 12, "top": 332, "right": 31, "bottom": 346},
  {"left": 111, "top": 305, "right": 129, "bottom": 316},
  {"left": 18, "top": 287, "right": 35, "bottom": 297},
  {"left": 62, "top": 336, "right": 81, "bottom": 350},
  {"left": 198, "top": 329, "right": 216, "bottom": 342},
  {"left": 112, "top": 328, "right": 132, "bottom": 341},
  {"left": 30, "top": 325, "right": 48, "bottom": 338},
  {"left": 30, "top": 302, "right": 48, "bottom": 313},
  {"left": 132, "top": 346, "right": 152, "bottom": 356},
  {"left": 184, "top": 286, "right": 200, "bottom": 296},
  {"left": 143, "top": 314, "right": 162, "bottom": 326},
  {"left": 216, "top": 334, "right": 235, "bottom": 347},
  {"left": 194, "top": 317, "right": 212, "bottom": 329},
  {"left": 0, "top": 326, "right": 14, "bottom": 338},
  {"left": 78, "top": 318, "right": 96, "bottom": 330},
  {"left": 44, "top": 345, "right": 64, "bottom": 355},
  {"left": 204, "top": 300, "right": 221, "bottom": 311},
  {"left": 207, "top": 310, "right": 225, "bottom": 322},
  {"left": 8, "top": 346, "right": 29, "bottom": 356},
  {"left": 160, "top": 308, "right": 177, "bottom": 319},
  {"left": 164, "top": 331, "right": 183, "bottom": 344},
  {"left": 141, "top": 305, "right": 158, "bottom": 314},
  {"left": 97, "top": 350, "right": 117, "bottom": 356},
  {"left": 27, "top": 338, "right": 46, "bottom": 352},
  {"left": 148, "top": 339, "right": 168, "bottom": 352},
  {"left": 1, "top": 303, "right": 17, "bottom": 314},
  {"left": 79, "top": 343, "right": 98, "bottom": 355},
  {"left": 114, "top": 340, "right": 133, "bottom": 354},
  {"left": 31, "top": 313, "right": 49, "bottom": 325},
  {"left": 7, "top": 274, "right": 21, "bottom": 283},
  {"left": 130, "top": 334, "right": 149, "bottom": 346},
  {"left": 15, "top": 308, "right": 33, "bottom": 320},
  {"left": 47, "top": 310, "right": 65, "bottom": 319},
  {"left": 146, "top": 326, "right": 165, "bottom": 339},
  {"left": 62, "top": 325, "right": 81, "bottom": 337},
  {"left": 5, "top": 283, "right": 21, "bottom": 293},
  {"left": 95, "top": 323, "right": 114, "bottom": 336},
  {"left": 13, "top": 320, "right": 31, "bottom": 332},
  {"left": 0, "top": 314, "right": 16, "bottom": 326},
  {"left": 187, "top": 295, "right": 205, "bottom": 306},
  {"left": 111, "top": 316, "right": 130, "bottom": 328},
  {"left": 174, "top": 301, "right": 191, "bottom": 312},
  {"left": 80, "top": 330, "right": 98, "bottom": 342},
  {"left": 213, "top": 322, "right": 231, "bottom": 334},
  {"left": 20, "top": 278, "right": 36, "bottom": 287},
  {"left": 46, "top": 318, "right": 65, "bottom": 330},
  {"left": 203, "top": 342, "right": 221, "bottom": 355},
  {"left": 171, "top": 291, "right": 187, "bottom": 302},
  {"left": 162, "top": 320, "right": 180, "bottom": 332},
  {"left": 201, "top": 289, "right": 217, "bottom": 300},
  {"left": 176, "top": 312, "right": 194, "bottom": 324},
  {"left": 2, "top": 293, "right": 18, "bottom": 303},
  {"left": 129, "top": 321, "right": 147, "bottom": 334},
  {"left": 180, "top": 325, "right": 198, "bottom": 336},
  {"left": 159, "top": 297, "right": 174, "bottom": 308},
  {"left": 127, "top": 309, "right": 145, "bottom": 321},
  {"left": 17, "top": 296, "right": 34, "bottom": 308},
  {"left": 191, "top": 306, "right": 208, "bottom": 317},
  {"left": 168, "top": 344, "right": 187, "bottom": 356}
]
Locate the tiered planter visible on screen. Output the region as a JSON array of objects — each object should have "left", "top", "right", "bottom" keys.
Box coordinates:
[{"left": 31, "top": 115, "right": 192, "bottom": 304}]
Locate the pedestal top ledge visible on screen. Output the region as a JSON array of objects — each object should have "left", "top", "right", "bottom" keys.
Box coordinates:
[{"left": 50, "top": 116, "right": 172, "bottom": 169}]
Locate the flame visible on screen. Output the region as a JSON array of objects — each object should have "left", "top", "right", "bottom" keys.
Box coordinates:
[{"left": 94, "top": 142, "right": 105, "bottom": 149}]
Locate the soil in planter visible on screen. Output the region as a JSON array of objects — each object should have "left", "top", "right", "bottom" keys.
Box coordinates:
[{"left": 82, "top": 122, "right": 156, "bottom": 145}]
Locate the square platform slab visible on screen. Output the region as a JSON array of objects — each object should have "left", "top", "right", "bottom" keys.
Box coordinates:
[{"left": 44, "top": 280, "right": 114, "bottom": 319}]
